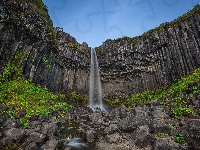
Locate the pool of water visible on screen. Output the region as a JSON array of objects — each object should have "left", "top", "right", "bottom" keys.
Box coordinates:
[{"left": 57, "top": 117, "right": 96, "bottom": 150}]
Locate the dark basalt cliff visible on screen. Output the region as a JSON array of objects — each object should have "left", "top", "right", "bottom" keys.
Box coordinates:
[
  {"left": 96, "top": 12, "right": 200, "bottom": 98},
  {"left": 0, "top": 0, "right": 200, "bottom": 99},
  {"left": 0, "top": 0, "right": 91, "bottom": 94}
]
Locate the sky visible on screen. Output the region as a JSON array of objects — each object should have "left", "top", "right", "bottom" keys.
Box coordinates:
[{"left": 42, "top": 0, "right": 200, "bottom": 48}]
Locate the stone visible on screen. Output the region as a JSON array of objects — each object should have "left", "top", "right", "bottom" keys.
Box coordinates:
[
  {"left": 104, "top": 124, "right": 118, "bottom": 134},
  {"left": 185, "top": 119, "right": 200, "bottom": 149},
  {"left": 153, "top": 137, "right": 184, "bottom": 150},
  {"left": 105, "top": 133, "right": 121, "bottom": 143},
  {"left": 86, "top": 130, "right": 95, "bottom": 142},
  {"left": 41, "top": 122, "right": 57, "bottom": 137},
  {"left": 24, "top": 142, "right": 38, "bottom": 150},
  {"left": 27, "top": 132, "right": 46, "bottom": 143},
  {"left": 64, "top": 147, "right": 71, "bottom": 150},
  {"left": 28, "top": 120, "right": 41, "bottom": 128},
  {"left": 0, "top": 114, "right": 7, "bottom": 123},
  {"left": 118, "top": 107, "right": 151, "bottom": 132},
  {"left": 43, "top": 137, "right": 58, "bottom": 150},
  {"left": 4, "top": 128, "right": 25, "bottom": 140},
  {"left": 95, "top": 140, "right": 136, "bottom": 150},
  {"left": 149, "top": 106, "right": 169, "bottom": 119},
  {"left": 3, "top": 118, "right": 20, "bottom": 129},
  {"left": 89, "top": 113, "right": 103, "bottom": 124},
  {"left": 0, "top": 137, "right": 13, "bottom": 145},
  {"left": 135, "top": 125, "right": 154, "bottom": 148},
  {"left": 109, "top": 106, "right": 129, "bottom": 120},
  {"left": 149, "top": 119, "right": 172, "bottom": 134},
  {"left": 0, "top": 104, "right": 8, "bottom": 111}
]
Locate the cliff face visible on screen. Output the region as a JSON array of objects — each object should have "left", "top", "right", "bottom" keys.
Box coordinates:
[
  {"left": 0, "top": 0, "right": 200, "bottom": 99},
  {"left": 0, "top": 0, "right": 91, "bottom": 94},
  {"left": 95, "top": 8, "right": 200, "bottom": 98}
]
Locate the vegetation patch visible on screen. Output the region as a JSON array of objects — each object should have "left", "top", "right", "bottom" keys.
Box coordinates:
[
  {"left": 105, "top": 68, "right": 200, "bottom": 109},
  {"left": 0, "top": 50, "right": 72, "bottom": 119},
  {"left": 175, "top": 134, "right": 185, "bottom": 143}
]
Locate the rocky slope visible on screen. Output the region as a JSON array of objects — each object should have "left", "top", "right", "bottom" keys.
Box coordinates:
[{"left": 0, "top": 83, "right": 199, "bottom": 149}]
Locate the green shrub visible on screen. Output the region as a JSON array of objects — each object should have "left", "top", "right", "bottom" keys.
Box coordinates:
[
  {"left": 20, "top": 118, "right": 29, "bottom": 126},
  {"left": 171, "top": 107, "right": 194, "bottom": 116},
  {"left": 175, "top": 134, "right": 185, "bottom": 143}
]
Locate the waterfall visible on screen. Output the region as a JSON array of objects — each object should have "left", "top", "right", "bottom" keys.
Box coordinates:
[{"left": 89, "top": 48, "right": 106, "bottom": 111}]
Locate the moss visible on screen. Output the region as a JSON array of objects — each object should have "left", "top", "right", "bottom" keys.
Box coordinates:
[
  {"left": 68, "top": 43, "right": 79, "bottom": 49},
  {"left": 0, "top": 49, "right": 71, "bottom": 118},
  {"left": 11, "top": 0, "right": 58, "bottom": 49}
]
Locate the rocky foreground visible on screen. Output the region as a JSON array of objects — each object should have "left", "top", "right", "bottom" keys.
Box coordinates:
[{"left": 0, "top": 91, "right": 200, "bottom": 150}]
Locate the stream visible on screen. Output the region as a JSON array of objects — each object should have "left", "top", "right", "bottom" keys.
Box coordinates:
[{"left": 57, "top": 116, "right": 96, "bottom": 150}]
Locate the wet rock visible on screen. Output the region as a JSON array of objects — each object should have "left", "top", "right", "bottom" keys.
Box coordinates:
[
  {"left": 27, "top": 132, "right": 46, "bottom": 143},
  {"left": 24, "top": 127, "right": 41, "bottom": 136},
  {"left": 0, "top": 128, "right": 25, "bottom": 145},
  {"left": 24, "top": 142, "right": 38, "bottom": 150},
  {"left": 109, "top": 106, "right": 129, "bottom": 120},
  {"left": 135, "top": 125, "right": 154, "bottom": 149},
  {"left": 105, "top": 133, "right": 121, "bottom": 143},
  {"left": 149, "top": 119, "right": 171, "bottom": 134},
  {"left": 0, "top": 137, "right": 13, "bottom": 145},
  {"left": 28, "top": 120, "right": 41, "bottom": 128},
  {"left": 89, "top": 112, "right": 103, "bottom": 124},
  {"left": 3, "top": 118, "right": 20, "bottom": 129},
  {"left": 4, "top": 128, "right": 24, "bottom": 139},
  {"left": 149, "top": 106, "right": 169, "bottom": 119},
  {"left": 104, "top": 124, "right": 118, "bottom": 134},
  {"left": 0, "top": 104, "right": 8, "bottom": 111},
  {"left": 153, "top": 137, "right": 184, "bottom": 150},
  {"left": 41, "top": 122, "right": 57, "bottom": 137},
  {"left": 64, "top": 147, "right": 72, "bottom": 150},
  {"left": 185, "top": 119, "right": 200, "bottom": 149},
  {"left": 95, "top": 140, "right": 136, "bottom": 150},
  {"left": 0, "top": 114, "right": 7, "bottom": 123},
  {"left": 147, "top": 99, "right": 162, "bottom": 107},
  {"left": 43, "top": 137, "right": 58, "bottom": 150},
  {"left": 86, "top": 130, "right": 95, "bottom": 142},
  {"left": 118, "top": 107, "right": 151, "bottom": 132}
]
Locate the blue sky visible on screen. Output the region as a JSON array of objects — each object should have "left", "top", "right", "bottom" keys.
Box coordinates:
[{"left": 42, "top": 0, "right": 200, "bottom": 48}]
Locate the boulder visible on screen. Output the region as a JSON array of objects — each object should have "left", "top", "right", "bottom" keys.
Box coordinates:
[
  {"left": 135, "top": 125, "right": 154, "bottom": 148},
  {"left": 24, "top": 142, "right": 38, "bottom": 150},
  {"left": 41, "top": 122, "right": 57, "bottom": 137},
  {"left": 3, "top": 118, "right": 20, "bottom": 129},
  {"left": 86, "top": 130, "right": 95, "bottom": 142},
  {"left": 89, "top": 113, "right": 103, "bottom": 124},
  {"left": 185, "top": 119, "right": 200, "bottom": 149},
  {"left": 105, "top": 133, "right": 121, "bottom": 143},
  {"left": 95, "top": 140, "right": 135, "bottom": 150},
  {"left": 118, "top": 107, "right": 151, "bottom": 132},
  {"left": 149, "top": 106, "right": 169, "bottom": 119},
  {"left": 43, "top": 137, "right": 58, "bottom": 150},
  {"left": 149, "top": 119, "right": 172, "bottom": 134},
  {"left": 104, "top": 124, "right": 118, "bottom": 134},
  {"left": 153, "top": 137, "right": 184, "bottom": 150},
  {"left": 27, "top": 132, "right": 46, "bottom": 143}
]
